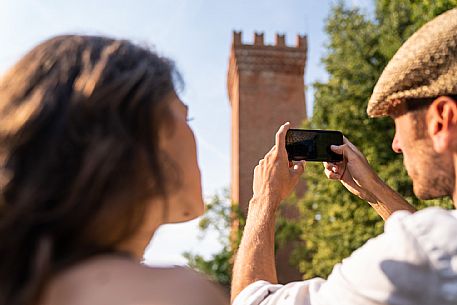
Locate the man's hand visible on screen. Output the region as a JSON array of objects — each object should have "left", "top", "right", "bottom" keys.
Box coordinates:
[
  {"left": 323, "top": 137, "right": 415, "bottom": 220},
  {"left": 323, "top": 136, "right": 380, "bottom": 203},
  {"left": 252, "top": 122, "right": 306, "bottom": 209},
  {"left": 231, "top": 122, "right": 305, "bottom": 303}
]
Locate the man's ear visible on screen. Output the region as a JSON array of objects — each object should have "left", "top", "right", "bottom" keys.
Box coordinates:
[{"left": 427, "top": 96, "right": 457, "bottom": 153}]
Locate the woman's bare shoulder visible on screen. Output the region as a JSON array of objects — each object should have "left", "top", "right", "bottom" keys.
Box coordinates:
[
  {"left": 143, "top": 264, "right": 229, "bottom": 305},
  {"left": 42, "top": 256, "right": 229, "bottom": 305},
  {"left": 121, "top": 260, "right": 229, "bottom": 304}
]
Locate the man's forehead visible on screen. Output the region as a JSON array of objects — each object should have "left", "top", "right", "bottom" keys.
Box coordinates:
[{"left": 387, "top": 100, "right": 408, "bottom": 119}]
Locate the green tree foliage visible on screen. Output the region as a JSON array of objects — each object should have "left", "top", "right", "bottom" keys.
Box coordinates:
[
  {"left": 184, "top": 190, "right": 299, "bottom": 287},
  {"left": 184, "top": 190, "right": 233, "bottom": 288},
  {"left": 296, "top": 0, "right": 456, "bottom": 279}
]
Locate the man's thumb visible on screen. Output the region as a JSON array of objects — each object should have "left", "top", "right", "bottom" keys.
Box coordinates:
[{"left": 330, "top": 144, "right": 346, "bottom": 155}]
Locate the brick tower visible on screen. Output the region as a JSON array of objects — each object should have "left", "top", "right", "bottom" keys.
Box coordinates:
[{"left": 227, "top": 31, "right": 307, "bottom": 283}]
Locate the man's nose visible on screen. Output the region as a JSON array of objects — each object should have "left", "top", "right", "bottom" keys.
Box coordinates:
[{"left": 392, "top": 134, "right": 402, "bottom": 153}]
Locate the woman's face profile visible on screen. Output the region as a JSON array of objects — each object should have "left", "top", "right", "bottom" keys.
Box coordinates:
[
  {"left": 110, "top": 94, "right": 204, "bottom": 257},
  {"left": 157, "top": 95, "right": 205, "bottom": 223}
]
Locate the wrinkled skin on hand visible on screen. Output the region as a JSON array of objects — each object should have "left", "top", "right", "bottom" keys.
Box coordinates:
[
  {"left": 323, "top": 137, "right": 381, "bottom": 204},
  {"left": 252, "top": 122, "right": 306, "bottom": 210}
]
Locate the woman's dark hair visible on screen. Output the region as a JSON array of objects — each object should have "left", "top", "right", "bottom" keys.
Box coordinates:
[{"left": 0, "top": 35, "right": 180, "bottom": 305}]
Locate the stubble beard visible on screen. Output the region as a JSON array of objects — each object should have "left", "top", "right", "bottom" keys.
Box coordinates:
[{"left": 409, "top": 143, "right": 454, "bottom": 200}]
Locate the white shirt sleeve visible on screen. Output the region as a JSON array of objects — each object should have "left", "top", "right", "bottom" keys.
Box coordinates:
[
  {"left": 233, "top": 210, "right": 436, "bottom": 305},
  {"left": 233, "top": 278, "right": 326, "bottom": 305}
]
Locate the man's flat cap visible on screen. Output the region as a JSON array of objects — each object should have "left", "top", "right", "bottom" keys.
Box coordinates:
[{"left": 367, "top": 8, "right": 457, "bottom": 117}]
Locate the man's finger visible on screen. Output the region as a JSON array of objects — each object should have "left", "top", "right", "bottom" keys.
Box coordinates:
[
  {"left": 330, "top": 144, "right": 347, "bottom": 155},
  {"left": 324, "top": 168, "right": 340, "bottom": 180},
  {"left": 323, "top": 162, "right": 337, "bottom": 171},
  {"left": 275, "top": 122, "right": 290, "bottom": 150},
  {"left": 325, "top": 162, "right": 343, "bottom": 174},
  {"left": 291, "top": 160, "right": 306, "bottom": 176},
  {"left": 343, "top": 136, "right": 359, "bottom": 152},
  {"left": 267, "top": 145, "right": 276, "bottom": 156}
]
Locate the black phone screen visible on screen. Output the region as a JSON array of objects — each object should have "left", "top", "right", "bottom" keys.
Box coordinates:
[{"left": 286, "top": 129, "right": 343, "bottom": 162}]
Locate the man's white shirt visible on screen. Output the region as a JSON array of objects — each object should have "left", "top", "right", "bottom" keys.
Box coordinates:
[{"left": 234, "top": 207, "right": 457, "bottom": 305}]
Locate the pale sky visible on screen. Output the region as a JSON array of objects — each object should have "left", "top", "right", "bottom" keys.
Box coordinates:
[{"left": 0, "top": 0, "right": 373, "bottom": 265}]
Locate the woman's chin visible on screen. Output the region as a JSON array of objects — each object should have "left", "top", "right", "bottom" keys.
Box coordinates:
[{"left": 167, "top": 199, "right": 205, "bottom": 224}]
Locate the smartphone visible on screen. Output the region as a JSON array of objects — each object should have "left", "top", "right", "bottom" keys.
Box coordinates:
[{"left": 286, "top": 129, "right": 343, "bottom": 162}]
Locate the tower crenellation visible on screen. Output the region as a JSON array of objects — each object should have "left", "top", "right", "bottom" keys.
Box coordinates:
[
  {"left": 275, "top": 33, "right": 286, "bottom": 47},
  {"left": 230, "top": 31, "right": 307, "bottom": 49},
  {"left": 228, "top": 31, "right": 307, "bottom": 82},
  {"left": 254, "top": 32, "right": 264, "bottom": 45},
  {"left": 296, "top": 34, "right": 307, "bottom": 49}
]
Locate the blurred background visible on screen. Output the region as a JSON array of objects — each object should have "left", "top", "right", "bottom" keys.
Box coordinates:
[
  {"left": 4, "top": 1, "right": 455, "bottom": 286},
  {"left": 0, "top": 0, "right": 372, "bottom": 266}
]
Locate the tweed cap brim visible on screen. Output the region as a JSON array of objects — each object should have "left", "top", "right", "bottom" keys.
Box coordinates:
[{"left": 367, "top": 8, "right": 457, "bottom": 117}]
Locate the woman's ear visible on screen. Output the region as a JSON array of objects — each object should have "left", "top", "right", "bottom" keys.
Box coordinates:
[{"left": 427, "top": 96, "right": 457, "bottom": 153}]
